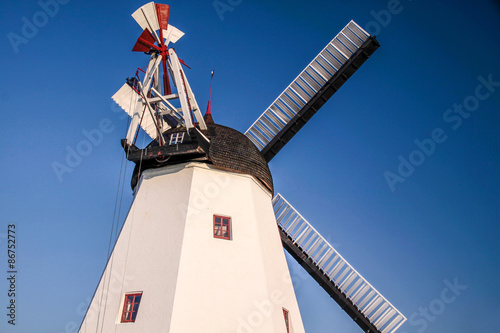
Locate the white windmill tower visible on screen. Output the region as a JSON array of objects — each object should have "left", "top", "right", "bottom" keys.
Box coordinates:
[{"left": 79, "top": 2, "right": 406, "bottom": 333}]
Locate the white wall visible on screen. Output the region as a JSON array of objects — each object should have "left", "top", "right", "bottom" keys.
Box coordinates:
[{"left": 79, "top": 162, "right": 305, "bottom": 333}]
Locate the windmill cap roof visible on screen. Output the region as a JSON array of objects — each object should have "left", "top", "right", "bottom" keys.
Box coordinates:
[
  {"left": 206, "top": 123, "right": 273, "bottom": 193},
  {"left": 131, "top": 123, "right": 273, "bottom": 194}
]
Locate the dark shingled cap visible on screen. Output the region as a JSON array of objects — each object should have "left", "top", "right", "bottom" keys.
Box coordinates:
[
  {"left": 131, "top": 122, "right": 273, "bottom": 194},
  {"left": 206, "top": 123, "right": 273, "bottom": 193}
]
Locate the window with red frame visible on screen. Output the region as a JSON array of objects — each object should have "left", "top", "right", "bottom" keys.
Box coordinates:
[
  {"left": 213, "top": 215, "right": 231, "bottom": 240},
  {"left": 121, "top": 292, "right": 142, "bottom": 323},
  {"left": 283, "top": 308, "right": 290, "bottom": 333}
]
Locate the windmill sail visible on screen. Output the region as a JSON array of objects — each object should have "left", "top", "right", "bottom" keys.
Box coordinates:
[
  {"left": 273, "top": 194, "right": 407, "bottom": 333},
  {"left": 245, "top": 21, "right": 379, "bottom": 162}
]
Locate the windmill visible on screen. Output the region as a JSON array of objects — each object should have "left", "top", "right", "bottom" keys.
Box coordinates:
[{"left": 79, "top": 2, "right": 406, "bottom": 332}]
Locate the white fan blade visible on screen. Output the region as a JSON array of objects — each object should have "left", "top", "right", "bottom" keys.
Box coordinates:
[
  {"left": 131, "top": 1, "right": 160, "bottom": 43},
  {"left": 112, "top": 83, "right": 159, "bottom": 142},
  {"left": 112, "top": 83, "right": 141, "bottom": 119},
  {"left": 162, "top": 25, "right": 184, "bottom": 46}
]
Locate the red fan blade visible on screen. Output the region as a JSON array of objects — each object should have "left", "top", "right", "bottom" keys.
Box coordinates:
[
  {"left": 155, "top": 4, "right": 170, "bottom": 32},
  {"left": 132, "top": 29, "right": 161, "bottom": 52},
  {"left": 155, "top": 4, "right": 170, "bottom": 93}
]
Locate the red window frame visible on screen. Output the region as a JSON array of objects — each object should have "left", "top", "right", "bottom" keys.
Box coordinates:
[
  {"left": 120, "top": 292, "right": 142, "bottom": 323},
  {"left": 283, "top": 308, "right": 290, "bottom": 333},
  {"left": 213, "top": 215, "right": 231, "bottom": 240}
]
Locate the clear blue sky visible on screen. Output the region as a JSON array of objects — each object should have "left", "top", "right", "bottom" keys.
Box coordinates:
[{"left": 1, "top": 0, "right": 499, "bottom": 332}]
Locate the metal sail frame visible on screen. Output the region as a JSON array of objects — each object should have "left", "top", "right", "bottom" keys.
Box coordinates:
[
  {"left": 273, "top": 194, "right": 407, "bottom": 333},
  {"left": 245, "top": 21, "right": 380, "bottom": 162}
]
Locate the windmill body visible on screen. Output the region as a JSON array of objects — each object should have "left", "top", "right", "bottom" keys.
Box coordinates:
[
  {"left": 79, "top": 160, "right": 305, "bottom": 332},
  {"left": 80, "top": 2, "right": 407, "bottom": 333}
]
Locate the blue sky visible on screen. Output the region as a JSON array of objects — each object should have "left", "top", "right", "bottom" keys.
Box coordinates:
[{"left": 0, "top": 0, "right": 499, "bottom": 332}]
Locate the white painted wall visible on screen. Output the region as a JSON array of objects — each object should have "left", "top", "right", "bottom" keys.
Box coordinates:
[{"left": 79, "top": 162, "right": 305, "bottom": 333}]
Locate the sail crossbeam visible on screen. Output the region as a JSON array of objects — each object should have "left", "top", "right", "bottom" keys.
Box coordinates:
[{"left": 273, "top": 194, "right": 406, "bottom": 333}]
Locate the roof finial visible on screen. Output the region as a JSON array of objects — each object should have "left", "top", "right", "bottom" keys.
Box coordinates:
[{"left": 204, "top": 70, "right": 215, "bottom": 124}]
